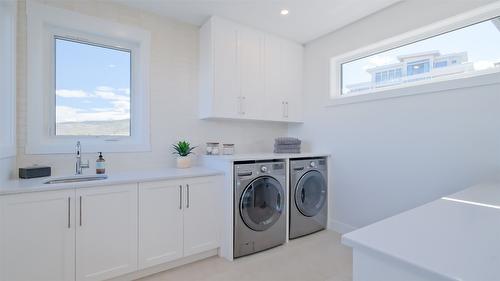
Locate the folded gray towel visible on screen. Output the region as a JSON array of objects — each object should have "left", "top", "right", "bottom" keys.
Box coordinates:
[
  {"left": 274, "top": 149, "right": 301, "bottom": 154},
  {"left": 274, "top": 147, "right": 301, "bottom": 153},
  {"left": 274, "top": 143, "right": 301, "bottom": 149},
  {"left": 275, "top": 137, "right": 301, "bottom": 145}
]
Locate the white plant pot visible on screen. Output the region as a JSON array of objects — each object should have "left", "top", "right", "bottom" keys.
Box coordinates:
[{"left": 176, "top": 156, "right": 192, "bottom": 169}]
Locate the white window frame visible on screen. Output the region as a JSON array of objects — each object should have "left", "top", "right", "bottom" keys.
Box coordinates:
[
  {"left": 329, "top": 1, "right": 500, "bottom": 106},
  {"left": 0, "top": 1, "right": 17, "bottom": 159},
  {"left": 26, "top": 1, "right": 151, "bottom": 154}
]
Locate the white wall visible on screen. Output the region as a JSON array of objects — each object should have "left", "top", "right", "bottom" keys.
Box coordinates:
[
  {"left": 289, "top": 0, "right": 500, "bottom": 232},
  {"left": 15, "top": 0, "right": 288, "bottom": 176},
  {"left": 0, "top": 158, "right": 15, "bottom": 183}
]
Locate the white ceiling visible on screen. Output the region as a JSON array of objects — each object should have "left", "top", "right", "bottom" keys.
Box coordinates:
[{"left": 113, "top": 0, "right": 401, "bottom": 43}]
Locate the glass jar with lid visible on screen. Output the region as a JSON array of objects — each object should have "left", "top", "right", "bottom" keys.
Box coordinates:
[
  {"left": 222, "top": 144, "right": 235, "bottom": 155},
  {"left": 206, "top": 142, "right": 220, "bottom": 155}
]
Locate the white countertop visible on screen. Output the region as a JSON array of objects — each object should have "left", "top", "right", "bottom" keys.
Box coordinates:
[
  {"left": 342, "top": 181, "right": 500, "bottom": 281},
  {"left": 201, "top": 152, "right": 330, "bottom": 162},
  {"left": 0, "top": 167, "right": 223, "bottom": 196}
]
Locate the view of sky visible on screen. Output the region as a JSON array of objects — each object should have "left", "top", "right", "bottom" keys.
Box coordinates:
[
  {"left": 341, "top": 17, "right": 500, "bottom": 94},
  {"left": 55, "top": 38, "right": 131, "bottom": 135}
]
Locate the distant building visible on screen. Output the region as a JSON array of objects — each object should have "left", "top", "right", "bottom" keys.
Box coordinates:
[{"left": 346, "top": 51, "right": 474, "bottom": 93}]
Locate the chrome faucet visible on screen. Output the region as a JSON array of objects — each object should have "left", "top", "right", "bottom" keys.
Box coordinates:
[{"left": 75, "top": 141, "right": 89, "bottom": 175}]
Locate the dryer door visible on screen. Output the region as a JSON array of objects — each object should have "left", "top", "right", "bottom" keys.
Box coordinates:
[
  {"left": 240, "top": 176, "right": 284, "bottom": 231},
  {"left": 295, "top": 170, "right": 327, "bottom": 217}
]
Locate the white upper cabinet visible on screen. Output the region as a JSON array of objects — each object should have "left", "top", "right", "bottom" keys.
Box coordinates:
[
  {"left": 280, "top": 41, "right": 303, "bottom": 122},
  {"left": 237, "top": 26, "right": 265, "bottom": 119},
  {"left": 200, "top": 17, "right": 239, "bottom": 119},
  {"left": 199, "top": 16, "right": 303, "bottom": 122},
  {"left": 0, "top": 190, "right": 75, "bottom": 281},
  {"left": 76, "top": 184, "right": 138, "bottom": 281},
  {"left": 264, "top": 35, "right": 284, "bottom": 121},
  {"left": 264, "top": 36, "right": 303, "bottom": 122}
]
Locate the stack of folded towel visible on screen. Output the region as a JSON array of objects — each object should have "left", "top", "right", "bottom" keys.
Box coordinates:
[{"left": 274, "top": 137, "right": 301, "bottom": 154}]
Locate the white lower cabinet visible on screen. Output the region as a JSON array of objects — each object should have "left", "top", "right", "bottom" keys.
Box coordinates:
[
  {"left": 183, "top": 177, "right": 220, "bottom": 256},
  {"left": 76, "top": 184, "right": 138, "bottom": 281},
  {"left": 0, "top": 176, "right": 221, "bottom": 281},
  {"left": 138, "top": 180, "right": 184, "bottom": 269},
  {"left": 138, "top": 176, "right": 221, "bottom": 268},
  {"left": 0, "top": 190, "right": 75, "bottom": 281}
]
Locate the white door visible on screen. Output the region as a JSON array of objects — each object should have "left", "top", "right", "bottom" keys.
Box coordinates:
[
  {"left": 0, "top": 190, "right": 75, "bottom": 281},
  {"left": 281, "top": 42, "right": 303, "bottom": 121},
  {"left": 213, "top": 18, "right": 240, "bottom": 118},
  {"left": 138, "top": 180, "right": 183, "bottom": 269},
  {"left": 183, "top": 176, "right": 221, "bottom": 256},
  {"left": 238, "top": 26, "right": 265, "bottom": 119},
  {"left": 264, "top": 35, "right": 285, "bottom": 121},
  {"left": 76, "top": 184, "right": 138, "bottom": 281}
]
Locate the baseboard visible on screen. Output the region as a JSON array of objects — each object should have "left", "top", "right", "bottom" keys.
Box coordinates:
[
  {"left": 109, "top": 249, "right": 219, "bottom": 281},
  {"left": 328, "top": 219, "right": 357, "bottom": 234}
]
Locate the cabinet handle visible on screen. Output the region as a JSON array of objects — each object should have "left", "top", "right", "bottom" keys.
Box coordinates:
[
  {"left": 239, "top": 96, "right": 245, "bottom": 115},
  {"left": 241, "top": 97, "right": 245, "bottom": 115},
  {"left": 179, "top": 185, "right": 182, "bottom": 210},
  {"left": 186, "top": 184, "right": 190, "bottom": 208},
  {"left": 79, "top": 196, "right": 82, "bottom": 226},
  {"left": 237, "top": 97, "right": 242, "bottom": 115},
  {"left": 285, "top": 102, "right": 289, "bottom": 118},
  {"left": 68, "top": 197, "right": 71, "bottom": 229},
  {"left": 282, "top": 101, "right": 286, "bottom": 117}
]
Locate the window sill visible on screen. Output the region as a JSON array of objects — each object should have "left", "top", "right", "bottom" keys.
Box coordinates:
[{"left": 327, "top": 70, "right": 500, "bottom": 107}]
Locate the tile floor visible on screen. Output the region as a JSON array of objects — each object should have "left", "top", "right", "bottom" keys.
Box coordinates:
[{"left": 138, "top": 230, "right": 352, "bottom": 281}]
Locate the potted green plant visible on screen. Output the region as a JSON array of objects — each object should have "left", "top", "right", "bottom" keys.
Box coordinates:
[{"left": 172, "top": 140, "right": 196, "bottom": 168}]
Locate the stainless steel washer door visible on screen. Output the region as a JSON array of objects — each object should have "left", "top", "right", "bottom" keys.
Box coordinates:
[
  {"left": 295, "top": 170, "right": 327, "bottom": 217},
  {"left": 240, "top": 176, "right": 284, "bottom": 232}
]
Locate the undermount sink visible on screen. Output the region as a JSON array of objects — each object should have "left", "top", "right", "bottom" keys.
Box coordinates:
[{"left": 44, "top": 174, "right": 108, "bottom": 184}]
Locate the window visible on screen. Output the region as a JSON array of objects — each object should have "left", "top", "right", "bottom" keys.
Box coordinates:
[
  {"left": 434, "top": 61, "right": 448, "bottom": 68},
  {"left": 406, "top": 60, "right": 430, "bottom": 76},
  {"left": 26, "top": 1, "right": 151, "bottom": 154},
  {"left": 388, "top": 70, "right": 395, "bottom": 81},
  {"left": 395, "top": 69, "right": 402, "bottom": 78},
  {"left": 55, "top": 37, "right": 131, "bottom": 136},
  {"left": 330, "top": 3, "right": 500, "bottom": 104},
  {"left": 380, "top": 71, "right": 387, "bottom": 82}
]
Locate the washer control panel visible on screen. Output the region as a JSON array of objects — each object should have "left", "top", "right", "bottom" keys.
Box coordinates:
[
  {"left": 234, "top": 161, "right": 286, "bottom": 181},
  {"left": 291, "top": 157, "right": 327, "bottom": 173}
]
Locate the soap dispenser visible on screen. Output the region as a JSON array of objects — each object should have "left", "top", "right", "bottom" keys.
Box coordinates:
[{"left": 96, "top": 152, "right": 106, "bottom": 174}]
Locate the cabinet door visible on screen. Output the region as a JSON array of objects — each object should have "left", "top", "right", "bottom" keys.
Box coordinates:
[
  {"left": 264, "top": 35, "right": 285, "bottom": 121},
  {"left": 183, "top": 176, "right": 221, "bottom": 256},
  {"left": 238, "top": 26, "right": 265, "bottom": 119},
  {"left": 76, "top": 184, "right": 138, "bottom": 281},
  {"left": 213, "top": 18, "right": 240, "bottom": 118},
  {"left": 281, "top": 42, "right": 303, "bottom": 121},
  {"left": 0, "top": 190, "right": 75, "bottom": 281},
  {"left": 138, "top": 180, "right": 183, "bottom": 269}
]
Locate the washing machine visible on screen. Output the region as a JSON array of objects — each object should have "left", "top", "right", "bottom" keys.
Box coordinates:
[
  {"left": 234, "top": 160, "right": 286, "bottom": 258},
  {"left": 289, "top": 157, "right": 328, "bottom": 239}
]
